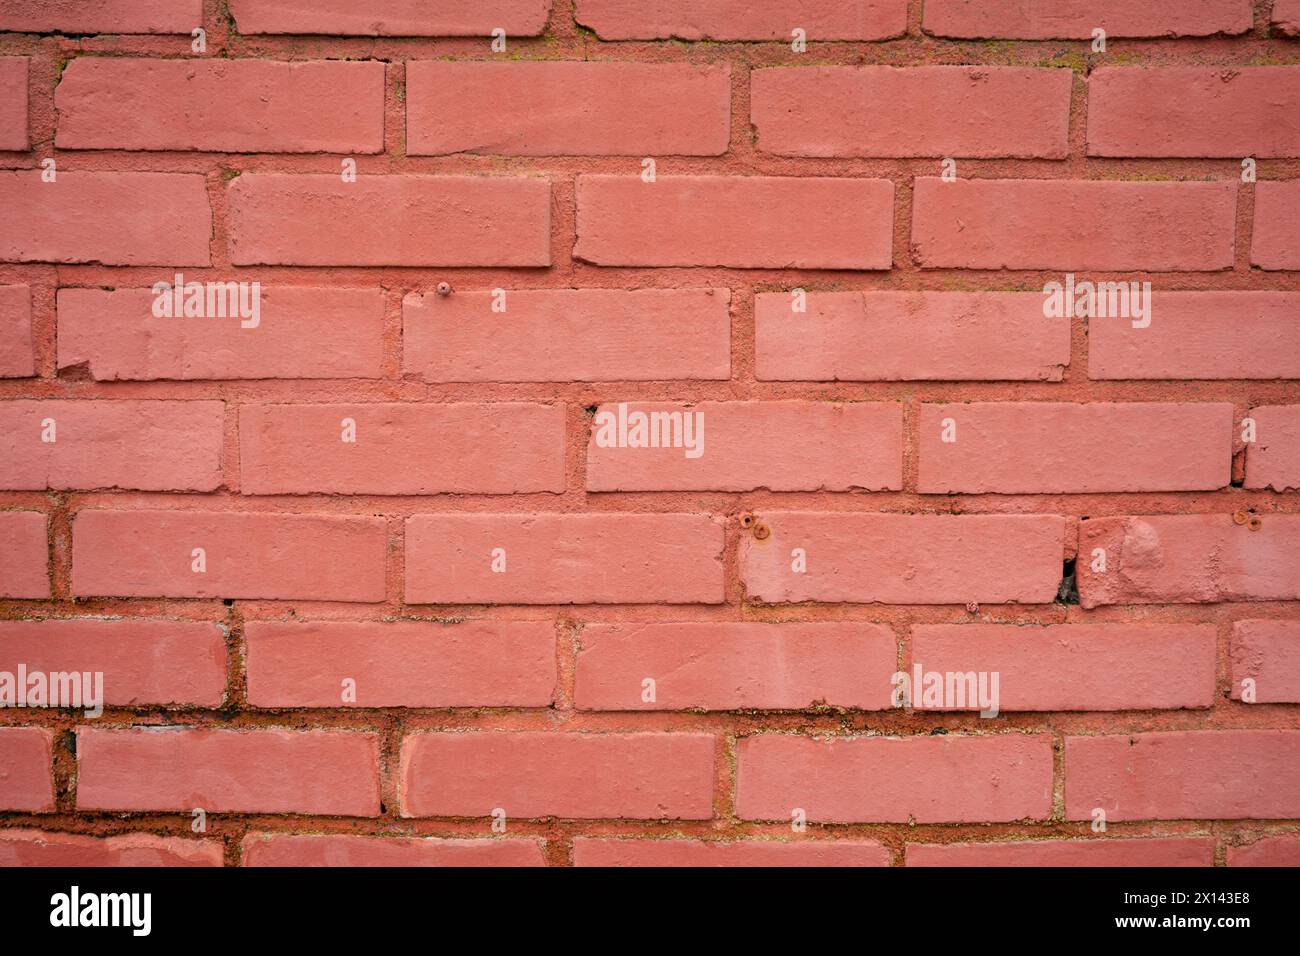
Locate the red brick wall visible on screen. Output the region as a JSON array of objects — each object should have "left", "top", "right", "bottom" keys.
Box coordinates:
[{"left": 0, "top": 0, "right": 1298, "bottom": 868}]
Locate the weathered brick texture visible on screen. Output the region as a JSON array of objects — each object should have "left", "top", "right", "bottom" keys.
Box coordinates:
[{"left": 0, "top": 0, "right": 1296, "bottom": 868}]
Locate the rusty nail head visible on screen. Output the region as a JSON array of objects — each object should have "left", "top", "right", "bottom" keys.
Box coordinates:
[
  {"left": 739, "top": 513, "right": 754, "bottom": 528},
  {"left": 753, "top": 522, "right": 771, "bottom": 540},
  {"left": 1233, "top": 510, "right": 1249, "bottom": 526},
  {"left": 1248, "top": 516, "right": 1263, "bottom": 531},
  {"left": 436, "top": 281, "right": 452, "bottom": 297}
]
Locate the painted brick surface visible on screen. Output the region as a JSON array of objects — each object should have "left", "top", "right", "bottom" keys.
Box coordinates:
[
  {"left": 0, "top": 285, "right": 32, "bottom": 377},
  {"left": 752, "top": 67, "right": 1071, "bottom": 158},
  {"left": 0, "top": 619, "right": 226, "bottom": 707},
  {"left": 0, "top": 0, "right": 1296, "bottom": 870},
  {"left": 736, "top": 734, "right": 1054, "bottom": 823},
  {"left": 922, "top": 1, "right": 1252, "bottom": 38},
  {"left": 58, "top": 286, "right": 385, "bottom": 381},
  {"left": 56, "top": 59, "right": 386, "bottom": 153},
  {"left": 400, "top": 732, "right": 716, "bottom": 819},
  {"left": 0, "top": 830, "right": 222, "bottom": 866}
]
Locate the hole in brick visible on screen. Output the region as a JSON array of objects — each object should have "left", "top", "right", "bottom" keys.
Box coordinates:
[
  {"left": 63, "top": 730, "right": 76, "bottom": 757},
  {"left": 1056, "top": 559, "right": 1080, "bottom": 605},
  {"left": 223, "top": 599, "right": 234, "bottom": 607}
]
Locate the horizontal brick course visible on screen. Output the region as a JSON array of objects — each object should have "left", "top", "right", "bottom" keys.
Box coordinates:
[
  {"left": 57, "top": 286, "right": 385, "bottom": 381},
  {"left": 911, "top": 179, "right": 1237, "bottom": 271},
  {"left": 405, "top": 513, "right": 725, "bottom": 605},
  {"left": 76, "top": 728, "right": 383, "bottom": 815},
  {"left": 408, "top": 62, "right": 730, "bottom": 157},
  {"left": 245, "top": 620, "right": 555, "bottom": 708},
  {"left": 917, "top": 402, "right": 1233, "bottom": 494},
  {"left": 575, "top": 622, "right": 897, "bottom": 711},
  {"left": 1077, "top": 515, "right": 1300, "bottom": 607},
  {"left": 0, "top": 619, "right": 226, "bottom": 707},
  {"left": 239, "top": 403, "right": 565, "bottom": 495},
  {"left": 1065, "top": 731, "right": 1300, "bottom": 820},
  {"left": 736, "top": 734, "right": 1054, "bottom": 823},
  {"left": 56, "top": 59, "right": 386, "bottom": 153},
  {"left": 228, "top": 175, "right": 551, "bottom": 267},
  {"left": 1088, "top": 67, "right": 1300, "bottom": 158},
  {"left": 575, "top": 175, "right": 894, "bottom": 269},
  {"left": 574, "top": 0, "right": 907, "bottom": 40},
  {"left": 400, "top": 731, "right": 716, "bottom": 819},
  {"left": 586, "top": 401, "right": 903, "bottom": 492},
  {"left": 402, "top": 289, "right": 730, "bottom": 383},
  {"left": 228, "top": 0, "right": 551, "bottom": 36},
  {"left": 740, "top": 513, "right": 1066, "bottom": 605},
  {"left": 0, "top": 171, "right": 210, "bottom": 265},
  {"left": 753, "top": 66, "right": 1071, "bottom": 159},
  {"left": 71, "top": 510, "right": 388, "bottom": 601}
]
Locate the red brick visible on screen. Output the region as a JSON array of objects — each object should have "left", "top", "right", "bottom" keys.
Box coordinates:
[
  {"left": 1065, "top": 730, "right": 1300, "bottom": 820},
  {"left": 57, "top": 286, "right": 385, "bottom": 381},
  {"left": 736, "top": 734, "right": 1053, "bottom": 823},
  {"left": 0, "top": 511, "right": 49, "bottom": 599},
  {"left": 0, "top": 285, "right": 33, "bottom": 378},
  {"left": 574, "top": 838, "right": 891, "bottom": 867},
  {"left": 1246, "top": 406, "right": 1300, "bottom": 491},
  {"left": 56, "top": 58, "right": 385, "bottom": 154},
  {"left": 753, "top": 66, "right": 1070, "bottom": 159},
  {"left": 740, "top": 513, "right": 1065, "bottom": 605},
  {"left": 0, "top": 171, "right": 210, "bottom": 266},
  {"left": 245, "top": 620, "right": 555, "bottom": 708},
  {"left": 0, "top": 619, "right": 226, "bottom": 707},
  {"left": 0, "top": 728, "right": 53, "bottom": 811},
  {"left": 71, "top": 510, "right": 387, "bottom": 602},
  {"left": 586, "top": 401, "right": 903, "bottom": 492},
  {"left": 1252, "top": 181, "right": 1300, "bottom": 270},
  {"left": 907, "top": 838, "right": 1215, "bottom": 867},
  {"left": 400, "top": 731, "right": 715, "bottom": 819},
  {"left": 1087, "top": 291, "right": 1300, "bottom": 380},
  {"left": 575, "top": 0, "right": 907, "bottom": 40},
  {"left": 0, "top": 57, "right": 27, "bottom": 150},
  {"left": 1229, "top": 837, "right": 1300, "bottom": 866},
  {"left": 1088, "top": 67, "right": 1300, "bottom": 158},
  {"left": 0, "top": 829, "right": 222, "bottom": 866},
  {"left": 1277, "top": 0, "right": 1300, "bottom": 35},
  {"left": 911, "top": 624, "right": 1216, "bottom": 711},
  {"left": 0, "top": 400, "right": 224, "bottom": 492},
  {"left": 574, "top": 622, "right": 896, "bottom": 711},
  {"left": 241, "top": 833, "right": 545, "bottom": 867},
  {"left": 402, "top": 289, "right": 731, "bottom": 383},
  {"left": 228, "top": 0, "right": 551, "bottom": 36},
  {"left": 408, "top": 62, "right": 729, "bottom": 157},
  {"left": 923, "top": 0, "right": 1251, "bottom": 38},
  {"left": 228, "top": 174, "right": 550, "bottom": 267},
  {"left": 77, "top": 727, "right": 382, "bottom": 815},
  {"left": 1077, "top": 514, "right": 1300, "bottom": 607},
  {"left": 755, "top": 291, "right": 1070, "bottom": 382},
  {"left": 911, "top": 178, "right": 1236, "bottom": 271},
  {"left": 575, "top": 175, "right": 893, "bottom": 269},
  {"left": 239, "top": 403, "right": 565, "bottom": 495},
  {"left": 917, "top": 402, "right": 1232, "bottom": 493},
  {"left": 1231, "top": 620, "right": 1300, "bottom": 703},
  {"left": 0, "top": 0, "right": 203, "bottom": 33},
  {"left": 405, "top": 513, "right": 724, "bottom": 605}
]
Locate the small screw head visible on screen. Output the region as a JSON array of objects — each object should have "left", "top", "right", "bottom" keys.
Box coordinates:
[
  {"left": 435, "top": 281, "right": 452, "bottom": 297},
  {"left": 1233, "top": 510, "right": 1249, "bottom": 526},
  {"left": 753, "top": 522, "right": 771, "bottom": 540},
  {"left": 1248, "top": 516, "right": 1263, "bottom": 531},
  {"left": 739, "top": 513, "right": 754, "bottom": 528}
]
